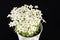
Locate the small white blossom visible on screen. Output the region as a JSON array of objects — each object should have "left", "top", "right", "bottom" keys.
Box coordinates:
[
  {"left": 7, "top": 14, "right": 11, "bottom": 17},
  {"left": 29, "top": 5, "right": 33, "bottom": 9},
  {"left": 35, "top": 5, "right": 38, "bottom": 8}
]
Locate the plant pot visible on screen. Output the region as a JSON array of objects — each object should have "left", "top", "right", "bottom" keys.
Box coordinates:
[{"left": 17, "top": 23, "right": 43, "bottom": 40}]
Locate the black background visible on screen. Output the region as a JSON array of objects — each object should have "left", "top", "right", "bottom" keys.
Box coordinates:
[{"left": 0, "top": 0, "right": 57, "bottom": 40}]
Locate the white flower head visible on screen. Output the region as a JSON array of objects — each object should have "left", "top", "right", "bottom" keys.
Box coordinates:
[{"left": 7, "top": 4, "right": 46, "bottom": 37}]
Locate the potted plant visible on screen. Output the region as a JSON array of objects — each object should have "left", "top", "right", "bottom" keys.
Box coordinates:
[{"left": 7, "top": 4, "right": 46, "bottom": 40}]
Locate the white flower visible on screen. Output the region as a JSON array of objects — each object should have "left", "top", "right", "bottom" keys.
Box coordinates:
[
  {"left": 8, "top": 22, "right": 14, "bottom": 27},
  {"left": 29, "top": 5, "right": 33, "bottom": 9},
  {"left": 7, "top": 4, "right": 46, "bottom": 36},
  {"left": 10, "top": 7, "right": 17, "bottom": 14},
  {"left": 7, "top": 14, "right": 11, "bottom": 18},
  {"left": 35, "top": 5, "right": 38, "bottom": 8}
]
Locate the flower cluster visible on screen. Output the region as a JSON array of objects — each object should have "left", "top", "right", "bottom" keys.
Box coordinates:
[{"left": 7, "top": 4, "right": 45, "bottom": 37}]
